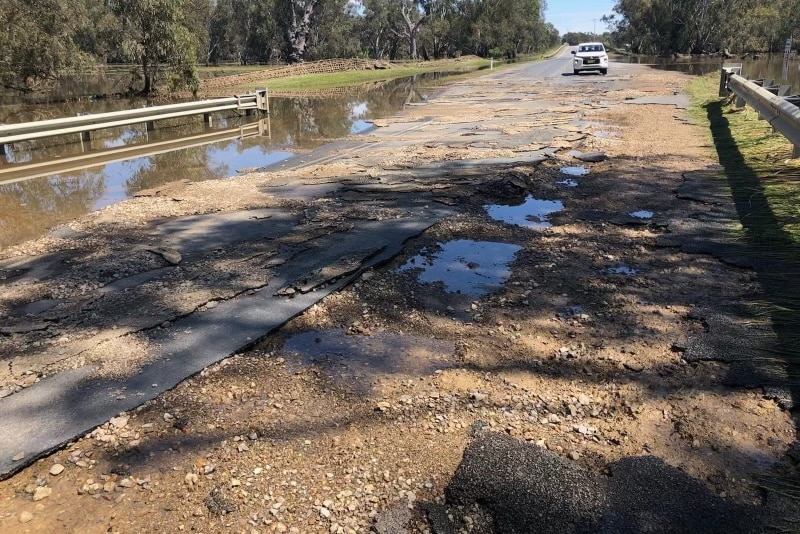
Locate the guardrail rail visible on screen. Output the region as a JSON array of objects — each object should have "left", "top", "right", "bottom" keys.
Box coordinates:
[
  {"left": 0, "top": 89, "right": 270, "bottom": 156},
  {"left": 720, "top": 64, "right": 800, "bottom": 158}
]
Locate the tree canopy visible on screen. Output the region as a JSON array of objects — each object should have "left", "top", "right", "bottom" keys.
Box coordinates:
[
  {"left": 605, "top": 0, "right": 800, "bottom": 55},
  {"left": 0, "top": 0, "right": 557, "bottom": 94}
]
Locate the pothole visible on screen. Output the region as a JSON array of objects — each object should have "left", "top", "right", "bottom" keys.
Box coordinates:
[
  {"left": 606, "top": 266, "right": 638, "bottom": 275},
  {"left": 399, "top": 239, "right": 521, "bottom": 296},
  {"left": 630, "top": 210, "right": 654, "bottom": 219},
  {"left": 560, "top": 166, "right": 590, "bottom": 176},
  {"left": 485, "top": 196, "right": 564, "bottom": 229}
]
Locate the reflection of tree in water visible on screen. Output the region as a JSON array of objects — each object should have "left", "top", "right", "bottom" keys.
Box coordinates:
[
  {"left": 268, "top": 77, "right": 421, "bottom": 145},
  {"left": 122, "top": 144, "right": 218, "bottom": 196},
  {"left": 0, "top": 172, "right": 105, "bottom": 248}
]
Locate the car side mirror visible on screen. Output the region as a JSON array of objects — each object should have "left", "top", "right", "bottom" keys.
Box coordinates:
[{"left": 571, "top": 51, "right": 576, "bottom": 54}]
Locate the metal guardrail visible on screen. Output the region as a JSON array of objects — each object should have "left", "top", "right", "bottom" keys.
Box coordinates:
[
  {"left": 0, "top": 89, "right": 270, "bottom": 155},
  {"left": 0, "top": 118, "right": 271, "bottom": 186},
  {"left": 719, "top": 64, "right": 800, "bottom": 157}
]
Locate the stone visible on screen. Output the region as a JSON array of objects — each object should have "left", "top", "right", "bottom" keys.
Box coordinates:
[
  {"left": 319, "top": 506, "right": 331, "bottom": 518},
  {"left": 109, "top": 415, "right": 129, "bottom": 429},
  {"left": 49, "top": 464, "right": 65, "bottom": 476},
  {"left": 32, "top": 487, "right": 52, "bottom": 501},
  {"left": 623, "top": 361, "right": 645, "bottom": 373},
  {"left": 19, "top": 511, "right": 34, "bottom": 523},
  {"left": 12, "top": 452, "right": 24, "bottom": 462}
]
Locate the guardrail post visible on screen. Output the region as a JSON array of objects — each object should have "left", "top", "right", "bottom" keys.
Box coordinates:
[
  {"left": 203, "top": 113, "right": 213, "bottom": 126},
  {"left": 719, "top": 68, "right": 730, "bottom": 97},
  {"left": 720, "top": 64, "right": 743, "bottom": 97},
  {"left": 146, "top": 121, "right": 156, "bottom": 132}
]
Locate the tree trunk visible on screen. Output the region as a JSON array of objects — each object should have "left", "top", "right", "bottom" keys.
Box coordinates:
[
  {"left": 142, "top": 58, "right": 152, "bottom": 95},
  {"left": 401, "top": 3, "right": 426, "bottom": 60},
  {"left": 287, "top": 0, "right": 319, "bottom": 63}
]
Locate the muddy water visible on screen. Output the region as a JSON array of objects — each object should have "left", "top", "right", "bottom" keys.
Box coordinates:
[
  {"left": 399, "top": 239, "right": 521, "bottom": 296},
  {"left": 0, "top": 74, "right": 452, "bottom": 249},
  {"left": 485, "top": 196, "right": 564, "bottom": 229}
]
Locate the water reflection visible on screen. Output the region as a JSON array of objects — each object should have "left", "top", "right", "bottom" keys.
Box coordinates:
[
  {"left": 399, "top": 239, "right": 521, "bottom": 296},
  {"left": 0, "top": 74, "right": 443, "bottom": 249},
  {"left": 616, "top": 54, "right": 800, "bottom": 86},
  {"left": 485, "top": 195, "right": 565, "bottom": 229}
]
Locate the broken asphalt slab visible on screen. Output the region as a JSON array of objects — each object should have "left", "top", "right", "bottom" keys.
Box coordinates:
[{"left": 0, "top": 204, "right": 454, "bottom": 479}]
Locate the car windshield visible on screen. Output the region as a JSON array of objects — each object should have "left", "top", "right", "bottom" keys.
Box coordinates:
[{"left": 579, "top": 45, "right": 603, "bottom": 52}]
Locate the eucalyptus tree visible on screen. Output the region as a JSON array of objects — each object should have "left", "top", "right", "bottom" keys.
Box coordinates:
[
  {"left": 0, "top": 0, "right": 93, "bottom": 92},
  {"left": 111, "top": 0, "right": 199, "bottom": 94},
  {"left": 306, "top": 0, "right": 361, "bottom": 60},
  {"left": 359, "top": 0, "right": 396, "bottom": 59},
  {"left": 281, "top": 0, "right": 322, "bottom": 62},
  {"left": 394, "top": 0, "right": 427, "bottom": 59}
]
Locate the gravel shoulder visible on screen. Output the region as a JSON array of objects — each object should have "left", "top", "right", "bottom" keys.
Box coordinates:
[{"left": 0, "top": 61, "right": 796, "bottom": 533}]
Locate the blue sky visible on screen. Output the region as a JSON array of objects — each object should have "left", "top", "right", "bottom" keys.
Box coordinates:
[{"left": 545, "top": 0, "right": 617, "bottom": 35}]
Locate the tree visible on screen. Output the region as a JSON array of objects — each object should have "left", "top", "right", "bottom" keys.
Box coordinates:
[
  {"left": 394, "top": 0, "right": 427, "bottom": 59},
  {"left": 281, "top": 0, "right": 322, "bottom": 63},
  {"left": 112, "top": 0, "right": 199, "bottom": 95},
  {"left": 359, "top": 0, "right": 395, "bottom": 58},
  {"left": 0, "top": 0, "right": 93, "bottom": 92}
]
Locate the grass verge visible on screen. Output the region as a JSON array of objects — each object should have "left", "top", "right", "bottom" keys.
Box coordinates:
[
  {"left": 687, "top": 73, "right": 800, "bottom": 523},
  {"left": 686, "top": 74, "right": 800, "bottom": 245},
  {"left": 230, "top": 52, "right": 560, "bottom": 93}
]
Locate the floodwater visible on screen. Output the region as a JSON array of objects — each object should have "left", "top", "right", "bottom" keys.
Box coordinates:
[
  {"left": 618, "top": 54, "right": 800, "bottom": 87},
  {"left": 399, "top": 239, "right": 521, "bottom": 296},
  {"left": 0, "top": 72, "right": 460, "bottom": 249},
  {"left": 279, "top": 329, "right": 454, "bottom": 394},
  {"left": 557, "top": 179, "right": 579, "bottom": 187},
  {"left": 485, "top": 195, "right": 565, "bottom": 229}
]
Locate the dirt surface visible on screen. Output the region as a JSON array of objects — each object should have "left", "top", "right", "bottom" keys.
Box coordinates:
[{"left": 0, "top": 59, "right": 797, "bottom": 533}]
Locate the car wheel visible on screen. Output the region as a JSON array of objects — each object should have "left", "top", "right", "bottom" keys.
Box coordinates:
[
  {"left": 573, "top": 69, "right": 579, "bottom": 75},
  {"left": 600, "top": 68, "right": 608, "bottom": 75}
]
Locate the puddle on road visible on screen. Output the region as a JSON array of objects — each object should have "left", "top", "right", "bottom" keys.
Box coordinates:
[
  {"left": 557, "top": 179, "right": 579, "bottom": 187},
  {"left": 279, "top": 329, "right": 454, "bottom": 394},
  {"left": 630, "top": 210, "right": 654, "bottom": 219},
  {"left": 560, "top": 166, "right": 590, "bottom": 176},
  {"left": 606, "top": 266, "right": 638, "bottom": 275},
  {"left": 485, "top": 195, "right": 564, "bottom": 229},
  {"left": 399, "top": 239, "right": 521, "bottom": 296}
]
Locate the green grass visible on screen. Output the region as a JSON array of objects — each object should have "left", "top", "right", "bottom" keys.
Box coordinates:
[
  {"left": 687, "top": 74, "right": 800, "bottom": 245},
  {"left": 234, "top": 58, "right": 493, "bottom": 92}
]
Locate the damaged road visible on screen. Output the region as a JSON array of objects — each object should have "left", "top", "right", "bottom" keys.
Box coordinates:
[{"left": 0, "top": 51, "right": 797, "bottom": 533}]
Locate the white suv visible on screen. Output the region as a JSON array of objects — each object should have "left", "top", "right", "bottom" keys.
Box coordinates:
[{"left": 572, "top": 42, "right": 609, "bottom": 75}]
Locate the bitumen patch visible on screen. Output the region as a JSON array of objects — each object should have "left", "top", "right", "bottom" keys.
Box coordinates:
[
  {"left": 430, "top": 432, "right": 765, "bottom": 534},
  {"left": 624, "top": 94, "right": 690, "bottom": 109}
]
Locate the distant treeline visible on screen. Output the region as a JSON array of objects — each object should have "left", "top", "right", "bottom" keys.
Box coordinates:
[
  {"left": 604, "top": 0, "right": 799, "bottom": 56},
  {"left": 0, "top": 0, "right": 559, "bottom": 95}
]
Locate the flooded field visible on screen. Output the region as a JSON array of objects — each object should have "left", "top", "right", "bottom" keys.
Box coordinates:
[{"left": 0, "top": 74, "right": 450, "bottom": 249}]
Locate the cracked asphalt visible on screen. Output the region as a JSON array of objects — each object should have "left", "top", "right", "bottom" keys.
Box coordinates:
[{"left": 0, "top": 49, "right": 797, "bottom": 533}]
